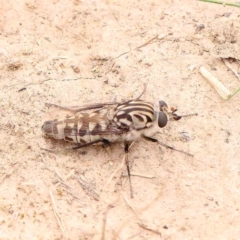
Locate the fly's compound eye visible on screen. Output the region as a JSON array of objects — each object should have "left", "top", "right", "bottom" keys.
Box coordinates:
[
  {"left": 159, "top": 101, "right": 168, "bottom": 111},
  {"left": 158, "top": 112, "right": 168, "bottom": 128}
]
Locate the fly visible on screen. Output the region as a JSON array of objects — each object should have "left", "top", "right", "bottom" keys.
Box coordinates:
[{"left": 42, "top": 86, "right": 197, "bottom": 197}]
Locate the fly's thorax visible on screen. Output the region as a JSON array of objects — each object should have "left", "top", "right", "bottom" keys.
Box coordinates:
[{"left": 112, "top": 100, "right": 155, "bottom": 130}]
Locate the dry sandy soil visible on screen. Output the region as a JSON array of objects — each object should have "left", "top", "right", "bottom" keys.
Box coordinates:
[{"left": 1, "top": 0, "right": 240, "bottom": 239}]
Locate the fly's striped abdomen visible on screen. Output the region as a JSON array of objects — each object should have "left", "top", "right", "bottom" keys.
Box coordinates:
[
  {"left": 42, "top": 108, "right": 113, "bottom": 144},
  {"left": 113, "top": 100, "right": 155, "bottom": 130}
]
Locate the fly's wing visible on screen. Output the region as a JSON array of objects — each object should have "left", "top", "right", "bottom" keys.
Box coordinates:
[
  {"left": 43, "top": 100, "right": 120, "bottom": 123},
  {"left": 43, "top": 103, "right": 77, "bottom": 121},
  {"left": 45, "top": 101, "right": 119, "bottom": 113},
  {"left": 43, "top": 83, "right": 147, "bottom": 123}
]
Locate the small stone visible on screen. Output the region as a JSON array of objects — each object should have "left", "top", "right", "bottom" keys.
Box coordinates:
[
  {"left": 223, "top": 12, "right": 232, "bottom": 18},
  {"left": 72, "top": 66, "right": 80, "bottom": 73}
]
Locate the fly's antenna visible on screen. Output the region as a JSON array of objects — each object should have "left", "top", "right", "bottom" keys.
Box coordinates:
[
  {"left": 180, "top": 113, "right": 198, "bottom": 118},
  {"left": 169, "top": 107, "right": 198, "bottom": 121}
]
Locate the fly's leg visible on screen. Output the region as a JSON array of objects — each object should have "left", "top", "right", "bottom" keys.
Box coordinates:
[
  {"left": 143, "top": 136, "right": 158, "bottom": 143},
  {"left": 101, "top": 139, "right": 111, "bottom": 155},
  {"left": 102, "top": 139, "right": 111, "bottom": 149},
  {"left": 124, "top": 141, "right": 133, "bottom": 198},
  {"left": 143, "top": 136, "right": 193, "bottom": 157},
  {"left": 73, "top": 139, "right": 106, "bottom": 149}
]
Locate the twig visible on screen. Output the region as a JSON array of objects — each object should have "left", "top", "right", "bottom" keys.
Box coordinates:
[
  {"left": 65, "top": 170, "right": 75, "bottom": 180},
  {"left": 113, "top": 192, "right": 161, "bottom": 240},
  {"left": 138, "top": 223, "right": 162, "bottom": 236},
  {"left": 40, "top": 148, "right": 56, "bottom": 153},
  {"left": 39, "top": 152, "right": 52, "bottom": 171},
  {"left": 229, "top": 86, "right": 240, "bottom": 99},
  {"left": 126, "top": 230, "right": 144, "bottom": 240},
  {"left": 101, "top": 204, "right": 115, "bottom": 240},
  {"left": 28, "top": 77, "right": 96, "bottom": 86},
  {"left": 18, "top": 87, "right": 27, "bottom": 92},
  {"left": 136, "top": 83, "right": 147, "bottom": 100},
  {"left": 0, "top": 168, "right": 15, "bottom": 183},
  {"left": 198, "top": 0, "right": 240, "bottom": 8},
  {"left": 103, "top": 151, "right": 126, "bottom": 191},
  {"left": 74, "top": 174, "right": 99, "bottom": 201},
  {"left": 56, "top": 179, "right": 83, "bottom": 202},
  {"left": 105, "top": 61, "right": 115, "bottom": 75},
  {"left": 115, "top": 50, "right": 131, "bottom": 59},
  {"left": 199, "top": 66, "right": 232, "bottom": 100},
  {"left": 49, "top": 191, "right": 68, "bottom": 238},
  {"left": 122, "top": 172, "right": 155, "bottom": 179},
  {"left": 6, "top": 76, "right": 96, "bottom": 89},
  {"left": 135, "top": 34, "right": 167, "bottom": 50},
  {"left": 103, "top": 142, "right": 136, "bottom": 193},
  {"left": 121, "top": 193, "right": 142, "bottom": 221},
  {"left": 55, "top": 178, "right": 72, "bottom": 190},
  {"left": 54, "top": 169, "right": 64, "bottom": 182},
  {"left": 222, "top": 58, "right": 240, "bottom": 82}
]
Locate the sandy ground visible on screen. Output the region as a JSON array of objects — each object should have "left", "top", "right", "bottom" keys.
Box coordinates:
[{"left": 1, "top": 0, "right": 240, "bottom": 239}]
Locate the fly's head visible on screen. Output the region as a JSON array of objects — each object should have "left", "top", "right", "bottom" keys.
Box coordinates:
[{"left": 155, "top": 101, "right": 182, "bottom": 128}]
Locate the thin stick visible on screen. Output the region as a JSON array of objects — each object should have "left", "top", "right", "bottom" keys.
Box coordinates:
[
  {"left": 103, "top": 142, "right": 136, "bottom": 191},
  {"left": 138, "top": 223, "right": 162, "bottom": 236},
  {"left": 101, "top": 204, "right": 115, "bottom": 240},
  {"left": 0, "top": 168, "right": 15, "bottom": 183},
  {"left": 65, "top": 170, "right": 75, "bottom": 180},
  {"left": 74, "top": 175, "right": 99, "bottom": 201},
  {"left": 40, "top": 148, "right": 55, "bottom": 153},
  {"left": 198, "top": 0, "right": 240, "bottom": 8},
  {"left": 56, "top": 179, "right": 83, "bottom": 202},
  {"left": 113, "top": 192, "right": 161, "bottom": 239},
  {"left": 127, "top": 230, "right": 144, "bottom": 240},
  {"left": 135, "top": 34, "right": 168, "bottom": 50},
  {"left": 228, "top": 86, "right": 240, "bottom": 100},
  {"left": 103, "top": 155, "right": 125, "bottom": 191},
  {"left": 54, "top": 169, "right": 64, "bottom": 182},
  {"left": 40, "top": 152, "right": 52, "bottom": 171},
  {"left": 49, "top": 191, "right": 68, "bottom": 238},
  {"left": 222, "top": 58, "right": 240, "bottom": 82},
  {"left": 121, "top": 193, "right": 142, "bottom": 221},
  {"left": 136, "top": 83, "right": 147, "bottom": 99},
  {"left": 136, "top": 35, "right": 158, "bottom": 50},
  {"left": 122, "top": 172, "right": 155, "bottom": 179}
]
